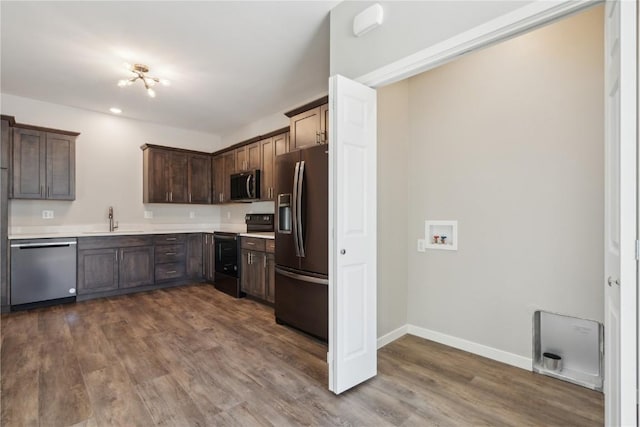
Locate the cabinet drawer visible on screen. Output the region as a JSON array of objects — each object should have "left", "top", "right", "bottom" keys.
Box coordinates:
[
  {"left": 78, "top": 235, "right": 153, "bottom": 250},
  {"left": 241, "top": 237, "right": 265, "bottom": 251},
  {"left": 155, "top": 244, "right": 186, "bottom": 264},
  {"left": 153, "top": 234, "right": 187, "bottom": 244},
  {"left": 155, "top": 262, "right": 186, "bottom": 281},
  {"left": 265, "top": 239, "right": 275, "bottom": 254}
]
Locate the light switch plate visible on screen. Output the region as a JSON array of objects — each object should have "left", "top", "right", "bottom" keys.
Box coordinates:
[
  {"left": 42, "top": 210, "right": 54, "bottom": 219},
  {"left": 189, "top": 211, "right": 195, "bottom": 219},
  {"left": 144, "top": 211, "right": 153, "bottom": 219},
  {"left": 417, "top": 239, "right": 426, "bottom": 252}
]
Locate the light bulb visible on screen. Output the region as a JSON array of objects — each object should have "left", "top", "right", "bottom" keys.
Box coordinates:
[
  {"left": 117, "top": 79, "right": 128, "bottom": 87},
  {"left": 109, "top": 107, "right": 122, "bottom": 114},
  {"left": 145, "top": 78, "right": 156, "bottom": 87},
  {"left": 147, "top": 88, "right": 156, "bottom": 98},
  {"left": 160, "top": 79, "right": 171, "bottom": 87}
]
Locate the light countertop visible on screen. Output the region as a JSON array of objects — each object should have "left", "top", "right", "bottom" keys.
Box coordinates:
[{"left": 9, "top": 223, "right": 248, "bottom": 240}]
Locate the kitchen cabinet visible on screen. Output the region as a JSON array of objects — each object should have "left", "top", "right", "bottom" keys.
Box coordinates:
[
  {"left": 186, "top": 233, "right": 203, "bottom": 280},
  {"left": 154, "top": 234, "right": 186, "bottom": 282},
  {"left": 203, "top": 233, "right": 216, "bottom": 282},
  {"left": 286, "top": 98, "right": 328, "bottom": 152},
  {"left": 212, "top": 150, "right": 235, "bottom": 204},
  {"left": 236, "top": 141, "right": 261, "bottom": 172},
  {"left": 142, "top": 145, "right": 211, "bottom": 204},
  {"left": 260, "top": 132, "right": 289, "bottom": 201},
  {"left": 189, "top": 154, "right": 212, "bottom": 204},
  {"left": 12, "top": 126, "right": 77, "bottom": 200},
  {"left": 265, "top": 240, "right": 275, "bottom": 304},
  {"left": 0, "top": 116, "right": 12, "bottom": 312},
  {"left": 240, "top": 236, "right": 275, "bottom": 302},
  {"left": 77, "top": 235, "right": 154, "bottom": 295}
]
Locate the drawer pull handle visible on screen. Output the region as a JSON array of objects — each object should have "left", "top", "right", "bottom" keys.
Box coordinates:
[
  {"left": 166, "top": 238, "right": 177, "bottom": 241},
  {"left": 167, "top": 270, "right": 177, "bottom": 274},
  {"left": 165, "top": 252, "right": 176, "bottom": 255}
]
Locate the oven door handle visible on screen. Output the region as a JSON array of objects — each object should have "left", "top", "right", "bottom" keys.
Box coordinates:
[{"left": 246, "top": 175, "right": 252, "bottom": 199}]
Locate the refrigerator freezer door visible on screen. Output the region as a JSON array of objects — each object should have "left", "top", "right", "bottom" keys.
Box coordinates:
[
  {"left": 275, "top": 266, "right": 328, "bottom": 341},
  {"left": 299, "top": 145, "right": 328, "bottom": 275},
  {"left": 275, "top": 151, "right": 301, "bottom": 270}
]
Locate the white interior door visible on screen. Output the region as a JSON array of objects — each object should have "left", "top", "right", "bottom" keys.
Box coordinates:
[
  {"left": 328, "top": 74, "right": 377, "bottom": 394},
  {"left": 604, "top": 1, "right": 637, "bottom": 425}
]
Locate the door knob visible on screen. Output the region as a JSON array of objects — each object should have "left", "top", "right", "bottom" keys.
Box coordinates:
[
  {"left": 340, "top": 249, "right": 346, "bottom": 255},
  {"left": 607, "top": 276, "right": 619, "bottom": 286}
]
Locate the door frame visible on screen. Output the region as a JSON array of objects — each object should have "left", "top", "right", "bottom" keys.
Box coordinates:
[{"left": 350, "top": 0, "right": 637, "bottom": 422}]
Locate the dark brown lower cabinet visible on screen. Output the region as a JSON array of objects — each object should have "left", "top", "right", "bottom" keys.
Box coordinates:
[
  {"left": 77, "top": 248, "right": 119, "bottom": 293},
  {"left": 119, "top": 246, "right": 154, "bottom": 288},
  {"left": 240, "top": 237, "right": 275, "bottom": 303},
  {"left": 186, "top": 233, "right": 203, "bottom": 280},
  {"left": 203, "top": 233, "right": 215, "bottom": 282},
  {"left": 240, "top": 249, "right": 265, "bottom": 299},
  {"left": 265, "top": 252, "right": 275, "bottom": 303}
]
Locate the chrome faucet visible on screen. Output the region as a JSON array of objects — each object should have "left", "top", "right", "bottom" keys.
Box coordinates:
[{"left": 108, "top": 206, "right": 118, "bottom": 232}]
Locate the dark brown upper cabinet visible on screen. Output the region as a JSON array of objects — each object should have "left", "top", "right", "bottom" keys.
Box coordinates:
[
  {"left": 212, "top": 150, "right": 236, "bottom": 204},
  {"left": 260, "top": 132, "right": 289, "bottom": 201},
  {"left": 12, "top": 125, "right": 78, "bottom": 200},
  {"left": 285, "top": 97, "right": 328, "bottom": 151},
  {"left": 142, "top": 145, "right": 211, "bottom": 204},
  {"left": 236, "top": 141, "right": 261, "bottom": 172}
]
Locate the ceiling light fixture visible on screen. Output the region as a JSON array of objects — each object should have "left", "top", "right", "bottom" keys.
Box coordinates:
[{"left": 117, "top": 63, "right": 170, "bottom": 98}]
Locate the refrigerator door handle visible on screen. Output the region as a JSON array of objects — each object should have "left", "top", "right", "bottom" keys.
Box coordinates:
[
  {"left": 297, "top": 160, "right": 306, "bottom": 257},
  {"left": 275, "top": 267, "right": 328, "bottom": 285},
  {"left": 292, "top": 161, "right": 301, "bottom": 257}
]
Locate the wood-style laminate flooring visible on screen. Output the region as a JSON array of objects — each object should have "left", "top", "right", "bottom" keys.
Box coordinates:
[{"left": 1, "top": 284, "right": 603, "bottom": 426}]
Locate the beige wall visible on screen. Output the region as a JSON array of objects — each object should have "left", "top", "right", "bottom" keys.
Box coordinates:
[
  {"left": 378, "top": 6, "right": 604, "bottom": 357},
  {"left": 2, "top": 94, "right": 271, "bottom": 231},
  {"left": 377, "top": 80, "right": 410, "bottom": 337}
]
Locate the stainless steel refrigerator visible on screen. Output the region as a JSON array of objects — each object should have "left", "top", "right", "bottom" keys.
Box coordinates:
[{"left": 274, "top": 144, "right": 328, "bottom": 341}]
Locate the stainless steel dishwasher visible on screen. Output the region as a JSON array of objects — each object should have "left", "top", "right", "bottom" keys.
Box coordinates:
[{"left": 10, "top": 238, "right": 77, "bottom": 306}]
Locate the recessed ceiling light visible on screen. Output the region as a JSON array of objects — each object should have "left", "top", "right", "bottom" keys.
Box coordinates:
[{"left": 109, "top": 107, "right": 122, "bottom": 114}]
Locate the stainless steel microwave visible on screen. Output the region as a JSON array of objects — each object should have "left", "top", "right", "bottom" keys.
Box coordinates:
[{"left": 230, "top": 170, "right": 260, "bottom": 201}]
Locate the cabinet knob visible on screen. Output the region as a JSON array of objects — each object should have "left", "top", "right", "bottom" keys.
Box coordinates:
[{"left": 340, "top": 249, "right": 346, "bottom": 255}]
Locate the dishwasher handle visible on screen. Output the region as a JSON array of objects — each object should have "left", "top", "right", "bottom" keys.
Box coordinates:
[{"left": 11, "top": 241, "right": 77, "bottom": 249}]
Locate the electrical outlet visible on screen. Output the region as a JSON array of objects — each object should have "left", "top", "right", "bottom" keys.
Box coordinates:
[
  {"left": 189, "top": 211, "right": 195, "bottom": 219},
  {"left": 42, "top": 210, "right": 54, "bottom": 219},
  {"left": 417, "top": 239, "right": 426, "bottom": 252},
  {"left": 227, "top": 212, "right": 231, "bottom": 220},
  {"left": 144, "top": 211, "right": 153, "bottom": 219}
]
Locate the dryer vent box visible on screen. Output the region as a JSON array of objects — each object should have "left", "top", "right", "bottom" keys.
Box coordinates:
[{"left": 353, "top": 4, "right": 384, "bottom": 37}]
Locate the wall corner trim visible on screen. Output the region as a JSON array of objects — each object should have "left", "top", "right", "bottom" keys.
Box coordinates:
[
  {"left": 406, "top": 325, "right": 532, "bottom": 371},
  {"left": 377, "top": 325, "right": 409, "bottom": 349}
]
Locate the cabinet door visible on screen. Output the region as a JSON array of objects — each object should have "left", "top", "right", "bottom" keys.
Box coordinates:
[
  {"left": 274, "top": 132, "right": 289, "bottom": 157},
  {"left": 290, "top": 106, "right": 321, "bottom": 151},
  {"left": 12, "top": 128, "right": 45, "bottom": 199},
  {"left": 169, "top": 152, "right": 189, "bottom": 203},
  {"left": 240, "top": 249, "right": 252, "bottom": 293},
  {"left": 147, "top": 149, "right": 170, "bottom": 202},
  {"left": 265, "top": 253, "right": 275, "bottom": 303},
  {"left": 186, "top": 234, "right": 203, "bottom": 280},
  {"left": 212, "top": 155, "right": 224, "bottom": 204},
  {"left": 260, "top": 137, "right": 274, "bottom": 201},
  {"left": 222, "top": 151, "right": 235, "bottom": 202},
  {"left": 320, "top": 103, "right": 329, "bottom": 144},
  {"left": 46, "top": 132, "right": 75, "bottom": 200},
  {"left": 1, "top": 119, "right": 11, "bottom": 170},
  {"left": 119, "top": 246, "right": 154, "bottom": 289},
  {"left": 77, "top": 248, "right": 119, "bottom": 294},
  {"left": 188, "top": 154, "right": 212, "bottom": 204},
  {"left": 247, "top": 142, "right": 261, "bottom": 170},
  {"left": 206, "top": 236, "right": 216, "bottom": 281},
  {"left": 235, "top": 146, "right": 247, "bottom": 172}
]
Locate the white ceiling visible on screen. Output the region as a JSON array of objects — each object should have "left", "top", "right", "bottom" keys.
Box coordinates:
[{"left": 0, "top": 1, "right": 337, "bottom": 136}]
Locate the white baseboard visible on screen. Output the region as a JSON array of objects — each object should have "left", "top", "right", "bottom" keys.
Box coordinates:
[
  {"left": 406, "top": 325, "right": 532, "bottom": 371},
  {"left": 377, "top": 325, "right": 408, "bottom": 349}
]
